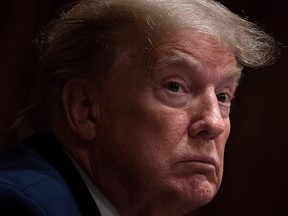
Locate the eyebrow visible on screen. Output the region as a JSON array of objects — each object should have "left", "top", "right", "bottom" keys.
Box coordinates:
[
  {"left": 154, "top": 49, "right": 243, "bottom": 88},
  {"left": 156, "top": 50, "right": 202, "bottom": 70},
  {"left": 157, "top": 49, "right": 243, "bottom": 74},
  {"left": 225, "top": 66, "right": 242, "bottom": 78}
]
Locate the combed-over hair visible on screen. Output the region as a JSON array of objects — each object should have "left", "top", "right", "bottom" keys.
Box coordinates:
[{"left": 14, "top": 0, "right": 279, "bottom": 138}]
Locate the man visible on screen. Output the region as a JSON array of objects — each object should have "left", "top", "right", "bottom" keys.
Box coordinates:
[{"left": 0, "top": 0, "right": 279, "bottom": 215}]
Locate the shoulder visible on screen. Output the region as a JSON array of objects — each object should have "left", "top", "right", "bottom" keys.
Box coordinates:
[{"left": 0, "top": 144, "right": 82, "bottom": 216}]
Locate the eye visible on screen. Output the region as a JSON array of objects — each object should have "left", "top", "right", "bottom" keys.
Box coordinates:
[
  {"left": 158, "top": 79, "right": 190, "bottom": 107},
  {"left": 216, "top": 93, "right": 228, "bottom": 103},
  {"left": 163, "top": 82, "right": 181, "bottom": 92}
]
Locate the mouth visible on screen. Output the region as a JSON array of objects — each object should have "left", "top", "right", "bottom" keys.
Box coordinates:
[
  {"left": 179, "top": 155, "right": 216, "bottom": 165},
  {"left": 175, "top": 156, "right": 218, "bottom": 173}
]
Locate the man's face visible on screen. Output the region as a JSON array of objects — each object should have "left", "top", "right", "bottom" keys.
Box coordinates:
[{"left": 92, "top": 32, "right": 241, "bottom": 214}]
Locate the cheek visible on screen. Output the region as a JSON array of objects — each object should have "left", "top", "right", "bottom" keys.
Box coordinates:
[
  {"left": 119, "top": 111, "right": 186, "bottom": 162},
  {"left": 100, "top": 99, "right": 189, "bottom": 175},
  {"left": 217, "top": 119, "right": 230, "bottom": 168},
  {"left": 94, "top": 107, "right": 185, "bottom": 194}
]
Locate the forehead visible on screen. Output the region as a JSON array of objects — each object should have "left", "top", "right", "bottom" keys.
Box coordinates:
[
  {"left": 150, "top": 31, "right": 238, "bottom": 69},
  {"left": 109, "top": 31, "right": 241, "bottom": 85},
  {"left": 135, "top": 30, "right": 242, "bottom": 86}
]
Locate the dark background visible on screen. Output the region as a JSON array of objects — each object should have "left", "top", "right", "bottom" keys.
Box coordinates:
[{"left": 1, "top": 1, "right": 287, "bottom": 215}]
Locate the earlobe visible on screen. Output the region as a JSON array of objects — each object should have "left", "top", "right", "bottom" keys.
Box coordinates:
[{"left": 62, "top": 81, "right": 98, "bottom": 142}]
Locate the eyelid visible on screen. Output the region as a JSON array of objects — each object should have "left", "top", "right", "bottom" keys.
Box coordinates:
[
  {"left": 163, "top": 79, "right": 189, "bottom": 94},
  {"left": 217, "top": 89, "right": 234, "bottom": 103},
  {"left": 217, "top": 91, "right": 234, "bottom": 117}
]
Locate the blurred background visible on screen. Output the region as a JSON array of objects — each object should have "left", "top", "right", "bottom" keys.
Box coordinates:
[{"left": 1, "top": 1, "right": 287, "bottom": 215}]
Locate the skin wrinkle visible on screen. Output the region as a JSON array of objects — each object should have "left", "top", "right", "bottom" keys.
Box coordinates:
[
  {"left": 8, "top": 1, "right": 279, "bottom": 215},
  {"left": 81, "top": 31, "right": 241, "bottom": 215},
  {"left": 146, "top": 32, "right": 242, "bottom": 80},
  {"left": 57, "top": 30, "right": 242, "bottom": 216}
]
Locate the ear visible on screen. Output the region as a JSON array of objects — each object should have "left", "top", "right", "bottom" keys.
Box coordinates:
[{"left": 62, "top": 80, "right": 99, "bottom": 142}]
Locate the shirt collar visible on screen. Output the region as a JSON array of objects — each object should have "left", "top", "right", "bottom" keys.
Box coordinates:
[{"left": 66, "top": 152, "right": 120, "bottom": 216}]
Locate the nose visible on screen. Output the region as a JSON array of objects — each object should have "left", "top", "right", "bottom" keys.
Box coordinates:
[{"left": 188, "top": 92, "right": 226, "bottom": 140}]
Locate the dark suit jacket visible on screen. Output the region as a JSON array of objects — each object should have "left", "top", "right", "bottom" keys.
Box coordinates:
[{"left": 0, "top": 133, "right": 101, "bottom": 216}]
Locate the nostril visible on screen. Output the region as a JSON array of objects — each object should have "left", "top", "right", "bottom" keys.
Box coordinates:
[
  {"left": 188, "top": 115, "right": 226, "bottom": 140},
  {"left": 188, "top": 91, "right": 227, "bottom": 140}
]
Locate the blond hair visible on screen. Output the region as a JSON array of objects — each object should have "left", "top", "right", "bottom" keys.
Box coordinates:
[{"left": 14, "top": 0, "right": 279, "bottom": 138}]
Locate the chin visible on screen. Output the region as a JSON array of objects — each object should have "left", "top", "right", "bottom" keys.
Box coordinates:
[{"left": 174, "top": 176, "right": 219, "bottom": 212}]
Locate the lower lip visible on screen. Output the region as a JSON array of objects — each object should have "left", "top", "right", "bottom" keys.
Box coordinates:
[{"left": 176, "top": 161, "right": 216, "bottom": 173}]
